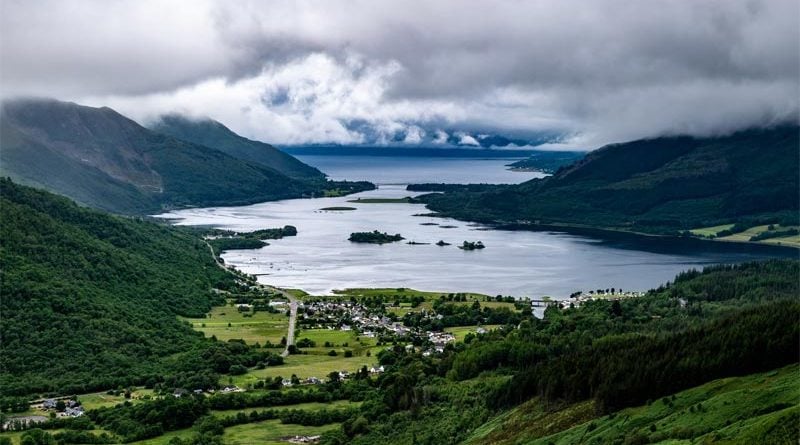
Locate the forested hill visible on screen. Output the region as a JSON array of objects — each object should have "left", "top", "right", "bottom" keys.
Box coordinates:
[
  {"left": 150, "top": 115, "right": 324, "bottom": 180},
  {"left": 419, "top": 126, "right": 800, "bottom": 234},
  {"left": 0, "top": 99, "right": 326, "bottom": 214},
  {"left": 0, "top": 179, "right": 272, "bottom": 398}
]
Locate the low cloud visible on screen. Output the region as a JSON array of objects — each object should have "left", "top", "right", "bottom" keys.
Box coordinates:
[{"left": 2, "top": 0, "right": 797, "bottom": 148}]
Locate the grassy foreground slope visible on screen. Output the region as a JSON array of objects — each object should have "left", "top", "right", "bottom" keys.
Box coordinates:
[
  {"left": 0, "top": 179, "right": 263, "bottom": 398},
  {"left": 420, "top": 126, "right": 799, "bottom": 235},
  {"left": 466, "top": 365, "right": 799, "bottom": 445}
]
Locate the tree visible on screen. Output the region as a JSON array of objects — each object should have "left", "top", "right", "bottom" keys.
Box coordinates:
[{"left": 20, "top": 429, "right": 54, "bottom": 445}]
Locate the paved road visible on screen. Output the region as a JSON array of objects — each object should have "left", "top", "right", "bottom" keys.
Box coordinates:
[{"left": 204, "top": 240, "right": 297, "bottom": 357}]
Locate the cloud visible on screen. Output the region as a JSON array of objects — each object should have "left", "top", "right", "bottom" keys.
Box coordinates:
[{"left": 1, "top": 0, "right": 797, "bottom": 148}]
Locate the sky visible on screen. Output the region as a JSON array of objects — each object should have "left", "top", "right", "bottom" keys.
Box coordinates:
[{"left": 1, "top": 0, "right": 798, "bottom": 149}]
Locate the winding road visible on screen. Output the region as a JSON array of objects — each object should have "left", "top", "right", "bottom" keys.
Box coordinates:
[{"left": 204, "top": 240, "right": 297, "bottom": 357}]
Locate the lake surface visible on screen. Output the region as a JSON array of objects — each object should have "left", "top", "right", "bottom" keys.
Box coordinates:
[
  {"left": 294, "top": 155, "right": 545, "bottom": 184},
  {"left": 160, "top": 157, "right": 793, "bottom": 299}
]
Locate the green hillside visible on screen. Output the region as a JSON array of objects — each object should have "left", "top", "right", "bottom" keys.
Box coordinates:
[
  {"left": 420, "top": 126, "right": 800, "bottom": 235},
  {"left": 466, "top": 365, "right": 799, "bottom": 445},
  {"left": 150, "top": 115, "right": 324, "bottom": 180},
  {"left": 0, "top": 99, "right": 356, "bottom": 215},
  {"left": 340, "top": 260, "right": 798, "bottom": 444},
  {"left": 0, "top": 179, "right": 275, "bottom": 399}
]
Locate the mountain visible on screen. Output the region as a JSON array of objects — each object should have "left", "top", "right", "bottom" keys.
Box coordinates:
[
  {"left": 150, "top": 115, "right": 324, "bottom": 180},
  {"left": 0, "top": 99, "right": 332, "bottom": 214},
  {"left": 419, "top": 126, "right": 800, "bottom": 234},
  {"left": 0, "top": 179, "right": 276, "bottom": 398}
]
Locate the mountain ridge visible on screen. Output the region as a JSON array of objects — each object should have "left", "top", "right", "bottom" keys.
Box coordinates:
[
  {"left": 418, "top": 125, "right": 800, "bottom": 235},
  {"left": 0, "top": 98, "right": 369, "bottom": 215}
]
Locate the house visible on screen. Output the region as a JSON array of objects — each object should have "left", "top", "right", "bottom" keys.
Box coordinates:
[
  {"left": 64, "top": 406, "right": 84, "bottom": 417},
  {"left": 173, "top": 388, "right": 188, "bottom": 398},
  {"left": 281, "top": 379, "right": 293, "bottom": 387},
  {"left": 42, "top": 399, "right": 57, "bottom": 409}
]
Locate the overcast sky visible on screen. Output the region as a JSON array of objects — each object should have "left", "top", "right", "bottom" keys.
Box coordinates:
[{"left": 1, "top": 0, "right": 798, "bottom": 148}]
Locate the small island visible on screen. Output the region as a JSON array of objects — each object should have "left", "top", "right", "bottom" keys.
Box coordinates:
[
  {"left": 349, "top": 230, "right": 405, "bottom": 244},
  {"left": 319, "top": 206, "right": 357, "bottom": 211},
  {"left": 407, "top": 241, "right": 431, "bottom": 245},
  {"left": 436, "top": 240, "right": 451, "bottom": 246},
  {"left": 458, "top": 240, "right": 485, "bottom": 250}
]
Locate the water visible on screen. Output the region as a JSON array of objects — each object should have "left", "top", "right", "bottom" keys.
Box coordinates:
[
  {"left": 159, "top": 157, "right": 792, "bottom": 299},
  {"left": 294, "top": 155, "right": 546, "bottom": 184}
]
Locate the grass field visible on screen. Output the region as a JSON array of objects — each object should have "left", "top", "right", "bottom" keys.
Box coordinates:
[
  {"left": 231, "top": 353, "right": 379, "bottom": 387},
  {"left": 760, "top": 234, "right": 800, "bottom": 248},
  {"left": 223, "top": 419, "right": 340, "bottom": 445},
  {"left": 78, "top": 388, "right": 155, "bottom": 410},
  {"left": 181, "top": 304, "right": 289, "bottom": 345},
  {"left": 466, "top": 365, "right": 799, "bottom": 445},
  {"left": 689, "top": 224, "right": 734, "bottom": 237},
  {"left": 295, "top": 328, "right": 379, "bottom": 357},
  {"left": 444, "top": 325, "right": 503, "bottom": 342},
  {"left": 210, "top": 399, "right": 359, "bottom": 417}
]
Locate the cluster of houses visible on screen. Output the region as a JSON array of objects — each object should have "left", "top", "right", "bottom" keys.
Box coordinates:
[
  {"left": 39, "top": 398, "right": 85, "bottom": 417},
  {"left": 529, "top": 289, "right": 645, "bottom": 312},
  {"left": 300, "top": 299, "right": 455, "bottom": 356}
]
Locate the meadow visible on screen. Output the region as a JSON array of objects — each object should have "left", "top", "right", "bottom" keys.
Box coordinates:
[{"left": 181, "top": 303, "right": 289, "bottom": 346}]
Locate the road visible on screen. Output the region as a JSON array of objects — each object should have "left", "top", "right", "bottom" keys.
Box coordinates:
[{"left": 204, "top": 240, "right": 297, "bottom": 357}]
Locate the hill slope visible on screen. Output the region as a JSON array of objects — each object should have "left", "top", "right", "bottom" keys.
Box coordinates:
[
  {"left": 420, "top": 126, "right": 800, "bottom": 234},
  {"left": 466, "top": 365, "right": 799, "bottom": 445},
  {"left": 0, "top": 99, "right": 314, "bottom": 214},
  {"left": 0, "top": 179, "right": 264, "bottom": 397},
  {"left": 150, "top": 115, "right": 324, "bottom": 180}
]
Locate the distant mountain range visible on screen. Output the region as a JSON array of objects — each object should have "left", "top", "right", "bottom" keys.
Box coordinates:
[
  {"left": 285, "top": 127, "right": 564, "bottom": 151},
  {"left": 0, "top": 99, "right": 370, "bottom": 214},
  {"left": 419, "top": 125, "right": 800, "bottom": 234}
]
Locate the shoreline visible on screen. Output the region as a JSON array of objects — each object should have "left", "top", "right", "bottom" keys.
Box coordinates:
[{"left": 491, "top": 221, "right": 800, "bottom": 254}]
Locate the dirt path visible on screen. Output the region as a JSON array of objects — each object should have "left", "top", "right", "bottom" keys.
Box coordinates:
[{"left": 204, "top": 240, "right": 297, "bottom": 356}]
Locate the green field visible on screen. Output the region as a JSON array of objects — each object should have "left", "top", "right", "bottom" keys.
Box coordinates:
[
  {"left": 231, "top": 353, "right": 379, "bottom": 387},
  {"left": 181, "top": 304, "right": 289, "bottom": 345},
  {"left": 693, "top": 224, "right": 800, "bottom": 248},
  {"left": 77, "top": 388, "right": 155, "bottom": 410},
  {"left": 444, "top": 325, "right": 503, "bottom": 342},
  {"left": 761, "top": 234, "right": 800, "bottom": 248},
  {"left": 210, "top": 399, "right": 359, "bottom": 417},
  {"left": 223, "top": 419, "right": 340, "bottom": 445},
  {"left": 689, "top": 223, "right": 734, "bottom": 237},
  {"left": 466, "top": 365, "right": 799, "bottom": 445},
  {"left": 332, "top": 287, "right": 489, "bottom": 301}
]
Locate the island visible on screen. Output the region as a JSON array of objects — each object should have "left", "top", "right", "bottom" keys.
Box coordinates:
[
  {"left": 319, "top": 206, "right": 357, "bottom": 211},
  {"left": 458, "top": 240, "right": 485, "bottom": 250},
  {"left": 348, "top": 230, "right": 405, "bottom": 244},
  {"left": 436, "top": 240, "right": 451, "bottom": 246}
]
